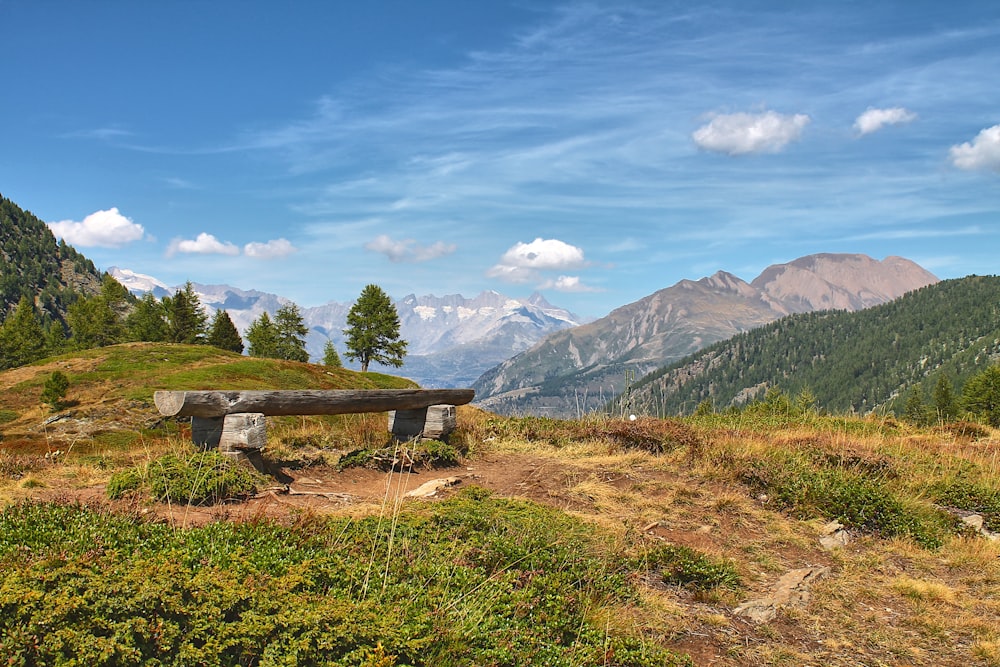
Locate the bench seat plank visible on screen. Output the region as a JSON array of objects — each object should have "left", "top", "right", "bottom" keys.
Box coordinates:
[{"left": 154, "top": 389, "right": 475, "bottom": 418}]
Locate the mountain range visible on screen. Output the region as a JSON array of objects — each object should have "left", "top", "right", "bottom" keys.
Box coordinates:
[
  {"left": 472, "top": 254, "right": 939, "bottom": 416},
  {"left": 108, "top": 268, "right": 581, "bottom": 388},
  {"left": 618, "top": 275, "right": 1000, "bottom": 417}
]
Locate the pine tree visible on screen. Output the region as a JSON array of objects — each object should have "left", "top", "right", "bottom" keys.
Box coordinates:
[
  {"left": 166, "top": 282, "right": 207, "bottom": 344},
  {"left": 66, "top": 276, "right": 129, "bottom": 350},
  {"left": 0, "top": 296, "right": 47, "bottom": 369},
  {"left": 962, "top": 366, "right": 1000, "bottom": 427},
  {"left": 126, "top": 292, "right": 169, "bottom": 342},
  {"left": 274, "top": 304, "right": 309, "bottom": 362},
  {"left": 207, "top": 310, "right": 244, "bottom": 353},
  {"left": 343, "top": 284, "right": 407, "bottom": 373},
  {"left": 903, "top": 386, "right": 932, "bottom": 426},
  {"left": 41, "top": 371, "right": 69, "bottom": 411},
  {"left": 322, "top": 340, "right": 342, "bottom": 368},
  {"left": 245, "top": 312, "right": 279, "bottom": 358},
  {"left": 932, "top": 375, "right": 959, "bottom": 422}
]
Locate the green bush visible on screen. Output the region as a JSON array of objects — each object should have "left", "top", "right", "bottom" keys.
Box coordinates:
[
  {"left": 0, "top": 493, "right": 694, "bottom": 666},
  {"left": 647, "top": 544, "right": 741, "bottom": 591},
  {"left": 106, "top": 450, "right": 262, "bottom": 505},
  {"left": 737, "top": 452, "right": 951, "bottom": 548},
  {"left": 930, "top": 479, "right": 1000, "bottom": 532}
]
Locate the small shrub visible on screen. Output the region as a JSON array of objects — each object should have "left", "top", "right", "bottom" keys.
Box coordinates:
[
  {"left": 737, "top": 454, "right": 950, "bottom": 548},
  {"left": 106, "top": 450, "right": 262, "bottom": 505},
  {"left": 0, "top": 409, "right": 18, "bottom": 425},
  {"left": 40, "top": 371, "right": 69, "bottom": 411},
  {"left": 337, "top": 440, "right": 461, "bottom": 471},
  {"left": 647, "top": 544, "right": 741, "bottom": 591},
  {"left": 930, "top": 479, "right": 1000, "bottom": 532},
  {"left": 416, "top": 439, "right": 460, "bottom": 466},
  {"left": 106, "top": 467, "right": 144, "bottom": 499}
]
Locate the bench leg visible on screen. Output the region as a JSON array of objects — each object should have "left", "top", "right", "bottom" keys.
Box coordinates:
[
  {"left": 388, "top": 404, "right": 457, "bottom": 441},
  {"left": 190, "top": 413, "right": 266, "bottom": 463}
]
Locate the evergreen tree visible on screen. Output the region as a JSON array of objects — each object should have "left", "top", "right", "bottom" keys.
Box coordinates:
[
  {"left": 207, "top": 310, "right": 244, "bottom": 353},
  {"left": 322, "top": 340, "right": 342, "bottom": 368},
  {"left": 343, "top": 284, "right": 407, "bottom": 373},
  {"left": 245, "top": 312, "right": 279, "bottom": 358},
  {"left": 0, "top": 296, "right": 47, "bottom": 369},
  {"left": 166, "top": 282, "right": 207, "bottom": 344},
  {"left": 962, "top": 366, "right": 1000, "bottom": 427},
  {"left": 126, "top": 293, "right": 168, "bottom": 342},
  {"left": 41, "top": 371, "right": 69, "bottom": 411},
  {"left": 66, "top": 277, "right": 128, "bottom": 350},
  {"left": 903, "top": 386, "right": 932, "bottom": 426},
  {"left": 932, "top": 375, "right": 959, "bottom": 422},
  {"left": 274, "top": 303, "right": 309, "bottom": 362}
]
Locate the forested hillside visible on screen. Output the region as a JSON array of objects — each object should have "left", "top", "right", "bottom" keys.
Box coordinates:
[
  {"left": 623, "top": 275, "right": 1000, "bottom": 416},
  {"left": 0, "top": 194, "right": 103, "bottom": 324}
]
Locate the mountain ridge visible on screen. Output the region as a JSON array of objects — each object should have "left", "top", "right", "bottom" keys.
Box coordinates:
[
  {"left": 619, "top": 275, "right": 1000, "bottom": 416},
  {"left": 472, "top": 253, "right": 938, "bottom": 416}
]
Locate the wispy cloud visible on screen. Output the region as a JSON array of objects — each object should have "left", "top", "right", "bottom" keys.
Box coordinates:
[
  {"left": 537, "top": 275, "right": 601, "bottom": 292},
  {"left": 364, "top": 234, "right": 456, "bottom": 263},
  {"left": 846, "top": 225, "right": 983, "bottom": 241},
  {"left": 854, "top": 107, "right": 917, "bottom": 135},
  {"left": 692, "top": 111, "right": 811, "bottom": 155},
  {"left": 48, "top": 208, "right": 146, "bottom": 248},
  {"left": 244, "top": 238, "right": 298, "bottom": 259}
]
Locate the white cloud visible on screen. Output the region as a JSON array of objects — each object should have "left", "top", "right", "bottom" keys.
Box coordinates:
[
  {"left": 537, "top": 275, "right": 600, "bottom": 292},
  {"left": 487, "top": 237, "right": 587, "bottom": 284},
  {"left": 692, "top": 110, "right": 810, "bottom": 155},
  {"left": 244, "top": 238, "right": 298, "bottom": 259},
  {"left": 47, "top": 207, "right": 145, "bottom": 248},
  {"left": 950, "top": 125, "right": 1000, "bottom": 172},
  {"left": 364, "top": 234, "right": 456, "bottom": 263},
  {"left": 853, "top": 107, "right": 917, "bottom": 135},
  {"left": 166, "top": 232, "right": 240, "bottom": 258}
]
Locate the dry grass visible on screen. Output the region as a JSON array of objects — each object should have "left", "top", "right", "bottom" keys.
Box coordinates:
[{"left": 5, "top": 353, "right": 1000, "bottom": 665}]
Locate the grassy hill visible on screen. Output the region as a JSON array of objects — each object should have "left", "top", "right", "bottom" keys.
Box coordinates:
[
  {"left": 0, "top": 342, "right": 414, "bottom": 457},
  {"left": 622, "top": 275, "right": 1000, "bottom": 417},
  {"left": 2, "top": 343, "right": 1000, "bottom": 665}
]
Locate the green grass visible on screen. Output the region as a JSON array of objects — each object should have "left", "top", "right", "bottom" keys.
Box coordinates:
[
  {"left": 0, "top": 489, "right": 693, "bottom": 666},
  {"left": 107, "top": 449, "right": 265, "bottom": 505}
]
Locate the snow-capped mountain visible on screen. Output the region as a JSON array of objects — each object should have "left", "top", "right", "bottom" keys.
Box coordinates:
[
  {"left": 108, "top": 267, "right": 172, "bottom": 299},
  {"left": 108, "top": 268, "right": 581, "bottom": 388}
]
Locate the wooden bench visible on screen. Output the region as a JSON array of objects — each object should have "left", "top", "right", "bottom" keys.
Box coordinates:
[{"left": 154, "top": 389, "right": 475, "bottom": 461}]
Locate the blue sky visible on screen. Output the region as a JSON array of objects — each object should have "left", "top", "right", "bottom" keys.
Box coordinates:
[{"left": 2, "top": 1, "right": 998, "bottom": 318}]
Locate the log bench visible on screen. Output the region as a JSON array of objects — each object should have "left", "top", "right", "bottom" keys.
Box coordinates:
[{"left": 153, "top": 389, "right": 475, "bottom": 461}]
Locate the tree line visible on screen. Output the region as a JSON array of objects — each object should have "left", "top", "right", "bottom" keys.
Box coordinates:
[
  {"left": 622, "top": 275, "right": 1000, "bottom": 424},
  {"left": 0, "top": 277, "right": 407, "bottom": 374}
]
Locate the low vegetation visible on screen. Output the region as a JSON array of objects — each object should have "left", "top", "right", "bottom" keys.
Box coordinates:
[{"left": 2, "top": 345, "right": 1000, "bottom": 665}]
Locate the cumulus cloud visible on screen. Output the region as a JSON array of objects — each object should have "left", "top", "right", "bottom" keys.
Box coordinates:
[
  {"left": 48, "top": 207, "right": 145, "bottom": 248},
  {"left": 950, "top": 125, "right": 1000, "bottom": 172},
  {"left": 166, "top": 232, "right": 240, "bottom": 258},
  {"left": 692, "top": 110, "right": 810, "bottom": 155},
  {"left": 364, "top": 234, "right": 456, "bottom": 263},
  {"left": 487, "top": 238, "right": 587, "bottom": 284},
  {"left": 244, "top": 238, "right": 298, "bottom": 259},
  {"left": 854, "top": 107, "right": 917, "bottom": 135},
  {"left": 537, "top": 275, "right": 600, "bottom": 292}
]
